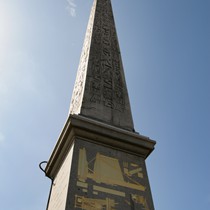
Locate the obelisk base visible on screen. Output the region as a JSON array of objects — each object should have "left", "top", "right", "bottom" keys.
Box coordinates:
[{"left": 45, "top": 115, "right": 155, "bottom": 210}]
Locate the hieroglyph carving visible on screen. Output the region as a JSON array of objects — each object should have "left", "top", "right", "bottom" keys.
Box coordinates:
[
  {"left": 70, "top": 0, "right": 127, "bottom": 114},
  {"left": 87, "top": 0, "right": 125, "bottom": 112}
]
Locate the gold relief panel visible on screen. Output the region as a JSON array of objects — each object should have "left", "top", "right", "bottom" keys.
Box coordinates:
[{"left": 71, "top": 140, "right": 153, "bottom": 210}]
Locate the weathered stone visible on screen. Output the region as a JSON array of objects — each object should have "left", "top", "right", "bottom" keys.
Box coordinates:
[{"left": 69, "top": 0, "right": 134, "bottom": 131}]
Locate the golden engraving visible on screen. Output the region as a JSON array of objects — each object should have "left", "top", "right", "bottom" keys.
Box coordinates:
[
  {"left": 138, "top": 172, "right": 144, "bottom": 179},
  {"left": 123, "top": 163, "right": 144, "bottom": 178},
  {"left": 77, "top": 181, "right": 88, "bottom": 188},
  {"left": 78, "top": 148, "right": 88, "bottom": 182},
  {"left": 131, "top": 194, "right": 149, "bottom": 210},
  {"left": 127, "top": 168, "right": 142, "bottom": 176},
  {"left": 92, "top": 153, "right": 124, "bottom": 184},
  {"left": 93, "top": 185, "right": 125, "bottom": 197},
  {"left": 124, "top": 168, "right": 128, "bottom": 175},
  {"left": 82, "top": 189, "right": 88, "bottom": 193},
  {"left": 131, "top": 163, "right": 138, "bottom": 167},
  {"left": 75, "top": 195, "right": 117, "bottom": 210},
  {"left": 77, "top": 148, "right": 146, "bottom": 192}
]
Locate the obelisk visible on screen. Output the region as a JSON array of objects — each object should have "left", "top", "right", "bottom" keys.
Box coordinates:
[{"left": 45, "top": 0, "right": 156, "bottom": 209}]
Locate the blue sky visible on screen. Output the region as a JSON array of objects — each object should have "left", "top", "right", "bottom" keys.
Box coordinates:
[{"left": 0, "top": 0, "right": 210, "bottom": 209}]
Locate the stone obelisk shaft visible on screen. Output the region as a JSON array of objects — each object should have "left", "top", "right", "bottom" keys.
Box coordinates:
[
  {"left": 69, "top": 0, "right": 134, "bottom": 131},
  {"left": 45, "top": 1, "right": 156, "bottom": 210}
]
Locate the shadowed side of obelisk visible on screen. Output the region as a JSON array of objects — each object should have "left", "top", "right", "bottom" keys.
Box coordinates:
[{"left": 69, "top": 0, "right": 134, "bottom": 131}]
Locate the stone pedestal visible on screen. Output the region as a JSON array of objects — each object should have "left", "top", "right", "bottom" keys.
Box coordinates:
[{"left": 45, "top": 115, "right": 155, "bottom": 210}]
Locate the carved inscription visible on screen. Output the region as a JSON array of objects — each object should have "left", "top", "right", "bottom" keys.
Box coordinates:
[
  {"left": 87, "top": 0, "right": 125, "bottom": 112},
  {"left": 70, "top": 0, "right": 129, "bottom": 115}
]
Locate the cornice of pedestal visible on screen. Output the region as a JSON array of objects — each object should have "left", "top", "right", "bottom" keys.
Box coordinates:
[{"left": 45, "top": 114, "right": 156, "bottom": 179}]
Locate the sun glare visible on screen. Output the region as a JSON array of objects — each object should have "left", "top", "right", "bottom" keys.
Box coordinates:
[{"left": 0, "top": 4, "right": 14, "bottom": 55}]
